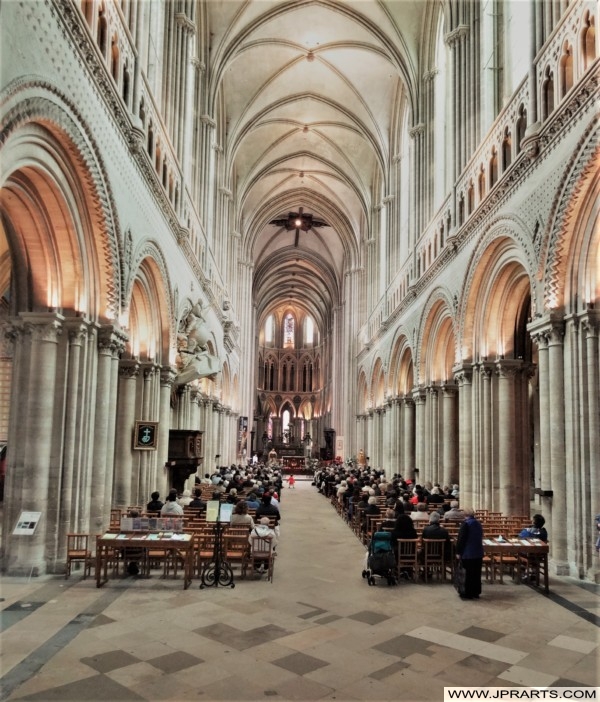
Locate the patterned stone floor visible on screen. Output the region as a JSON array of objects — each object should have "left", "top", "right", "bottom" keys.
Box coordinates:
[{"left": 1, "top": 480, "right": 598, "bottom": 702}]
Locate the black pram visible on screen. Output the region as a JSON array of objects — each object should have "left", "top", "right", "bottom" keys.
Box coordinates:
[{"left": 362, "top": 531, "right": 397, "bottom": 586}]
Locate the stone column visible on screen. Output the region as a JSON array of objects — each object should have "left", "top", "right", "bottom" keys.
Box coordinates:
[
  {"left": 5, "top": 313, "right": 63, "bottom": 575},
  {"left": 412, "top": 388, "right": 426, "bottom": 482},
  {"left": 113, "top": 360, "right": 140, "bottom": 508},
  {"left": 90, "top": 327, "right": 126, "bottom": 533},
  {"left": 453, "top": 364, "right": 473, "bottom": 508},
  {"left": 548, "top": 321, "right": 568, "bottom": 573},
  {"left": 478, "top": 364, "right": 494, "bottom": 508},
  {"left": 402, "top": 398, "right": 415, "bottom": 479},
  {"left": 582, "top": 311, "right": 599, "bottom": 581},
  {"left": 57, "top": 320, "right": 89, "bottom": 559},
  {"left": 441, "top": 383, "right": 458, "bottom": 488},
  {"left": 428, "top": 385, "right": 439, "bottom": 483},
  {"left": 495, "top": 359, "right": 520, "bottom": 515},
  {"left": 158, "top": 366, "right": 176, "bottom": 496}
]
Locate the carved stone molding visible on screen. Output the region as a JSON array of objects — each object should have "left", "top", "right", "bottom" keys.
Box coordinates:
[{"left": 119, "top": 359, "right": 140, "bottom": 379}]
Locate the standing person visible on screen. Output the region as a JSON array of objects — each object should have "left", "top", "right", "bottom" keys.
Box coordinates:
[
  {"left": 287, "top": 474, "right": 296, "bottom": 489},
  {"left": 455, "top": 507, "right": 484, "bottom": 600}
]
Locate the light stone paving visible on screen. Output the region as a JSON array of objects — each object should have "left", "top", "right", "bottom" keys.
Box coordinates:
[{"left": 1, "top": 479, "right": 598, "bottom": 701}]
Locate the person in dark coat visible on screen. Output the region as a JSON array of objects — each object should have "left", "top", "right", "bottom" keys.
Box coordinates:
[{"left": 455, "top": 507, "right": 484, "bottom": 599}]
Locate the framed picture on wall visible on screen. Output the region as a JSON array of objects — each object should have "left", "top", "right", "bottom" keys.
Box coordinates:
[{"left": 133, "top": 421, "right": 159, "bottom": 450}]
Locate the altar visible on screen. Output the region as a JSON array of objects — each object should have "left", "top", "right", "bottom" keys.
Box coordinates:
[{"left": 281, "top": 456, "right": 313, "bottom": 474}]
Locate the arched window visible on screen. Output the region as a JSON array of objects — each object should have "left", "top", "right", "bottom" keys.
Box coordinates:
[
  {"left": 516, "top": 104, "right": 527, "bottom": 154},
  {"left": 282, "top": 410, "right": 291, "bottom": 441},
  {"left": 502, "top": 128, "right": 512, "bottom": 170},
  {"left": 560, "top": 42, "right": 574, "bottom": 97},
  {"left": 542, "top": 66, "right": 554, "bottom": 120},
  {"left": 581, "top": 11, "right": 596, "bottom": 71},
  {"left": 82, "top": 0, "right": 93, "bottom": 25},
  {"left": 265, "top": 314, "right": 274, "bottom": 344},
  {"left": 283, "top": 313, "right": 295, "bottom": 349},
  {"left": 304, "top": 316, "right": 314, "bottom": 345},
  {"left": 122, "top": 62, "right": 131, "bottom": 107},
  {"left": 458, "top": 193, "right": 465, "bottom": 226},
  {"left": 439, "top": 221, "right": 445, "bottom": 249},
  {"left": 282, "top": 362, "right": 288, "bottom": 391}
]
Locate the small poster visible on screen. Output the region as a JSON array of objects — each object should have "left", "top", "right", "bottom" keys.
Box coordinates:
[{"left": 13, "top": 511, "right": 42, "bottom": 535}]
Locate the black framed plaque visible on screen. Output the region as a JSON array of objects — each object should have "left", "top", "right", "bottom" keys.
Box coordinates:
[{"left": 133, "top": 421, "right": 159, "bottom": 450}]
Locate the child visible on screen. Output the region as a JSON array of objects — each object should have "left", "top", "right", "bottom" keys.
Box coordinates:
[{"left": 287, "top": 474, "right": 296, "bottom": 489}]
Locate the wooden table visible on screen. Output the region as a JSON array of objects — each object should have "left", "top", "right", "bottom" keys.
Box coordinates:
[
  {"left": 96, "top": 532, "right": 195, "bottom": 589},
  {"left": 482, "top": 537, "right": 549, "bottom": 593}
]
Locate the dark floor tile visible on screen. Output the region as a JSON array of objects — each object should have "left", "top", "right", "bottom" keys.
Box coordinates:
[
  {"left": 453, "top": 655, "right": 508, "bottom": 676},
  {"left": 298, "top": 608, "right": 327, "bottom": 620},
  {"left": 194, "top": 622, "right": 291, "bottom": 650},
  {"left": 272, "top": 651, "right": 329, "bottom": 675},
  {"left": 314, "top": 614, "right": 342, "bottom": 625},
  {"left": 459, "top": 626, "right": 505, "bottom": 643},
  {"left": 17, "top": 673, "right": 145, "bottom": 700},
  {"left": 87, "top": 614, "right": 115, "bottom": 628},
  {"left": 347, "top": 610, "right": 391, "bottom": 625},
  {"left": 369, "top": 660, "right": 410, "bottom": 680},
  {"left": 373, "top": 634, "right": 433, "bottom": 659},
  {"left": 80, "top": 650, "right": 140, "bottom": 673},
  {"left": 552, "top": 678, "right": 593, "bottom": 687},
  {"left": 147, "top": 650, "right": 203, "bottom": 673}
]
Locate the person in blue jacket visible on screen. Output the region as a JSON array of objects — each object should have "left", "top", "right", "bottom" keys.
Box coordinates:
[{"left": 455, "top": 507, "right": 484, "bottom": 599}]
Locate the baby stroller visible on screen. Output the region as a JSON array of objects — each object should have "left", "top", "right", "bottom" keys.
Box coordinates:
[{"left": 362, "top": 531, "right": 397, "bottom": 586}]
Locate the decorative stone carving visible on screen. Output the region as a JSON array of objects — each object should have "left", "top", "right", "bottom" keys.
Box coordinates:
[{"left": 175, "top": 300, "right": 221, "bottom": 386}]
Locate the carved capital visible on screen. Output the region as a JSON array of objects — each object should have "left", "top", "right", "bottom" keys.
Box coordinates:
[
  {"left": 21, "top": 313, "right": 64, "bottom": 344},
  {"left": 160, "top": 366, "right": 178, "bottom": 387},
  {"left": 409, "top": 123, "right": 425, "bottom": 139},
  {"left": 119, "top": 359, "right": 140, "bottom": 379}
]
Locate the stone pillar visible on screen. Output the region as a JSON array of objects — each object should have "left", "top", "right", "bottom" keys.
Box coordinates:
[
  {"left": 548, "top": 321, "right": 568, "bottom": 573},
  {"left": 158, "top": 366, "right": 176, "bottom": 496},
  {"left": 402, "top": 398, "right": 415, "bottom": 480},
  {"left": 113, "top": 360, "right": 140, "bottom": 508},
  {"left": 582, "top": 312, "right": 600, "bottom": 581},
  {"left": 478, "top": 365, "right": 494, "bottom": 509},
  {"left": 453, "top": 364, "right": 473, "bottom": 508},
  {"left": 4, "top": 313, "right": 63, "bottom": 576},
  {"left": 90, "top": 326, "right": 126, "bottom": 533},
  {"left": 57, "top": 320, "right": 89, "bottom": 560},
  {"left": 441, "top": 384, "right": 458, "bottom": 488},
  {"left": 428, "top": 385, "right": 439, "bottom": 483},
  {"left": 495, "top": 360, "right": 520, "bottom": 515},
  {"left": 412, "top": 388, "right": 426, "bottom": 482}
]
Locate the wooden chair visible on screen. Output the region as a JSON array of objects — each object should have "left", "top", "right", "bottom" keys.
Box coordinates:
[
  {"left": 243, "top": 534, "right": 276, "bottom": 582},
  {"left": 421, "top": 539, "right": 447, "bottom": 582},
  {"left": 65, "top": 534, "right": 93, "bottom": 579},
  {"left": 396, "top": 538, "right": 419, "bottom": 582},
  {"left": 223, "top": 532, "right": 250, "bottom": 576}
]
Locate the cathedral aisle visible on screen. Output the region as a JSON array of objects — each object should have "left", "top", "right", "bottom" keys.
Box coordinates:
[{"left": 1, "top": 482, "right": 598, "bottom": 701}]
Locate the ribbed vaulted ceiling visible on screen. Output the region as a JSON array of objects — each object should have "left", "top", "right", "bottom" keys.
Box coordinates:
[{"left": 207, "top": 0, "right": 428, "bottom": 334}]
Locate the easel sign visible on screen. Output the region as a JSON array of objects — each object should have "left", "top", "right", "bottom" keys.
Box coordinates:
[{"left": 13, "top": 511, "right": 42, "bottom": 535}]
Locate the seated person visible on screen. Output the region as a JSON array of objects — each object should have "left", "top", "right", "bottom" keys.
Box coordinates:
[
  {"left": 410, "top": 502, "right": 430, "bottom": 522},
  {"left": 188, "top": 488, "right": 206, "bottom": 511},
  {"left": 519, "top": 513, "right": 548, "bottom": 542},
  {"left": 255, "top": 493, "right": 281, "bottom": 524},
  {"left": 380, "top": 508, "right": 397, "bottom": 530},
  {"left": 146, "top": 491, "right": 163, "bottom": 513},
  {"left": 248, "top": 517, "right": 277, "bottom": 574},
  {"left": 160, "top": 492, "right": 184, "bottom": 516},
  {"left": 231, "top": 500, "right": 254, "bottom": 530},
  {"left": 422, "top": 512, "right": 452, "bottom": 560},
  {"left": 444, "top": 500, "right": 465, "bottom": 521}
]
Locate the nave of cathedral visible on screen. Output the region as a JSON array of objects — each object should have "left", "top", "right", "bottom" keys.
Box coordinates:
[
  {"left": 1, "top": 480, "right": 599, "bottom": 701},
  {"left": 0, "top": 0, "right": 598, "bottom": 585}
]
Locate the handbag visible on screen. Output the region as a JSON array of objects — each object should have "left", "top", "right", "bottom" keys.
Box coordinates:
[{"left": 454, "top": 559, "right": 466, "bottom": 595}]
